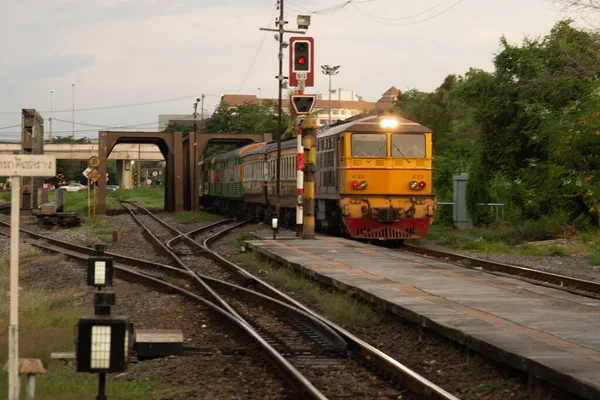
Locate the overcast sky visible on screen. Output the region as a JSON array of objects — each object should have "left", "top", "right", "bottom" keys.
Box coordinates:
[{"left": 0, "top": 0, "right": 581, "bottom": 141}]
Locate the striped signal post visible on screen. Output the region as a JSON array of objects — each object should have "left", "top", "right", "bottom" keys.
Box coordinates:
[
  {"left": 296, "top": 126, "right": 303, "bottom": 236},
  {"left": 301, "top": 117, "right": 318, "bottom": 239},
  {"left": 296, "top": 85, "right": 305, "bottom": 236}
]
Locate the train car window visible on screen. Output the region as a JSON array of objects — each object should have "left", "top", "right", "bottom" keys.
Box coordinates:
[
  {"left": 351, "top": 133, "right": 387, "bottom": 157},
  {"left": 391, "top": 134, "right": 426, "bottom": 158}
]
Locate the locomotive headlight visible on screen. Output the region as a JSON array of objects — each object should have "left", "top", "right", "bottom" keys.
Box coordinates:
[
  {"left": 380, "top": 119, "right": 399, "bottom": 129},
  {"left": 352, "top": 180, "right": 368, "bottom": 190},
  {"left": 410, "top": 181, "right": 427, "bottom": 190}
]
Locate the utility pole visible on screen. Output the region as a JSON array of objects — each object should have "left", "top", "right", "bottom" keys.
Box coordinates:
[
  {"left": 321, "top": 65, "right": 340, "bottom": 126},
  {"left": 260, "top": 0, "right": 305, "bottom": 219},
  {"left": 137, "top": 144, "right": 141, "bottom": 185},
  {"left": 50, "top": 90, "right": 54, "bottom": 142},
  {"left": 72, "top": 83, "right": 75, "bottom": 139},
  {"left": 258, "top": 87, "right": 262, "bottom": 106},
  {"left": 193, "top": 97, "right": 201, "bottom": 211},
  {"left": 200, "top": 94, "right": 205, "bottom": 126}
]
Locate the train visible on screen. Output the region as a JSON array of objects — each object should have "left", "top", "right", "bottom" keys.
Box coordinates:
[{"left": 199, "top": 114, "right": 436, "bottom": 240}]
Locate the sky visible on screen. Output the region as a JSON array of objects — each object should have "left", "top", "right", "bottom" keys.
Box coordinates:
[{"left": 0, "top": 0, "right": 584, "bottom": 141}]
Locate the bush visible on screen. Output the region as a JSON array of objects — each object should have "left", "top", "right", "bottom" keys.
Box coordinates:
[{"left": 573, "top": 213, "right": 594, "bottom": 233}]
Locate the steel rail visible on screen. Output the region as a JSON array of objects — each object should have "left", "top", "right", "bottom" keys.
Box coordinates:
[
  {"left": 118, "top": 203, "right": 348, "bottom": 353},
  {"left": 401, "top": 243, "right": 600, "bottom": 299},
  {"left": 114, "top": 203, "right": 459, "bottom": 399},
  {"left": 0, "top": 218, "right": 345, "bottom": 353},
  {"left": 201, "top": 226, "right": 460, "bottom": 399},
  {"left": 0, "top": 228, "right": 327, "bottom": 400}
]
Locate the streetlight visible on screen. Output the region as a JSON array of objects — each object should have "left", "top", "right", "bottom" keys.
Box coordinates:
[
  {"left": 321, "top": 65, "right": 340, "bottom": 126},
  {"left": 72, "top": 83, "right": 75, "bottom": 139},
  {"left": 50, "top": 90, "right": 54, "bottom": 142},
  {"left": 258, "top": 88, "right": 262, "bottom": 106}
]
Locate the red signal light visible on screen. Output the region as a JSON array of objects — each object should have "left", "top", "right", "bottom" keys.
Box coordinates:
[
  {"left": 352, "top": 181, "right": 359, "bottom": 188},
  {"left": 297, "top": 56, "right": 305, "bottom": 64},
  {"left": 419, "top": 181, "right": 426, "bottom": 188}
]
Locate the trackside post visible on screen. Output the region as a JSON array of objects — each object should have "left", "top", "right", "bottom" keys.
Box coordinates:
[
  {"left": 301, "top": 118, "right": 318, "bottom": 239},
  {"left": 0, "top": 154, "right": 56, "bottom": 400}
]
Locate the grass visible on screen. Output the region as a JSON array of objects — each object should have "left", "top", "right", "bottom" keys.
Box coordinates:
[
  {"left": 415, "top": 223, "right": 600, "bottom": 258},
  {"left": 62, "top": 187, "right": 165, "bottom": 214},
  {"left": 0, "top": 252, "right": 199, "bottom": 399},
  {"left": 169, "top": 211, "right": 219, "bottom": 225},
  {"left": 0, "top": 192, "right": 10, "bottom": 202},
  {"left": 233, "top": 249, "right": 383, "bottom": 327},
  {"left": 78, "top": 217, "right": 126, "bottom": 244},
  {"left": 470, "top": 381, "right": 503, "bottom": 394},
  {"left": 588, "top": 243, "right": 600, "bottom": 266},
  {"left": 0, "top": 363, "right": 197, "bottom": 400},
  {"left": 0, "top": 252, "right": 90, "bottom": 366},
  {"left": 235, "top": 233, "right": 257, "bottom": 249}
]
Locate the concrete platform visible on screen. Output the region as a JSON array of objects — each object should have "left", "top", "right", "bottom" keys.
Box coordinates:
[{"left": 246, "top": 235, "right": 600, "bottom": 400}]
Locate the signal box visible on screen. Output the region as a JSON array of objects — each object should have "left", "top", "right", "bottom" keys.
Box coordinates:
[{"left": 289, "top": 37, "right": 314, "bottom": 88}]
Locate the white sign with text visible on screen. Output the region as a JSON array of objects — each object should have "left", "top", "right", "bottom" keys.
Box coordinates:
[{"left": 0, "top": 155, "right": 56, "bottom": 177}]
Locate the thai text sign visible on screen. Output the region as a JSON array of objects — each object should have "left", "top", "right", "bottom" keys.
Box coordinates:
[{"left": 0, "top": 155, "right": 56, "bottom": 177}]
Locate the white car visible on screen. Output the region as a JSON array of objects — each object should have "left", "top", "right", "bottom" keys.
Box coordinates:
[{"left": 59, "top": 183, "right": 86, "bottom": 192}]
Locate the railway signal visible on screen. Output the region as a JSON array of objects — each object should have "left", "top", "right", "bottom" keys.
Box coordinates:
[
  {"left": 289, "top": 37, "right": 314, "bottom": 88},
  {"left": 290, "top": 94, "right": 316, "bottom": 115}
]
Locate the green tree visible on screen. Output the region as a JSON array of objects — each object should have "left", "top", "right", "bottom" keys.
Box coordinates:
[
  {"left": 203, "top": 101, "right": 279, "bottom": 134},
  {"left": 163, "top": 123, "right": 193, "bottom": 133},
  {"left": 461, "top": 20, "right": 600, "bottom": 225}
]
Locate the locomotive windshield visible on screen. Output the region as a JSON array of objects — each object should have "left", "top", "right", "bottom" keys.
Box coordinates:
[
  {"left": 351, "top": 133, "right": 387, "bottom": 157},
  {"left": 391, "top": 134, "right": 426, "bottom": 158}
]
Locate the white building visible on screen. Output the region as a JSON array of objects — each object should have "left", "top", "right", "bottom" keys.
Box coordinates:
[{"left": 317, "top": 88, "right": 361, "bottom": 102}]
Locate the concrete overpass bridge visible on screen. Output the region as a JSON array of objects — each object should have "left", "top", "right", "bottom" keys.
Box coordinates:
[
  {"left": 2, "top": 130, "right": 273, "bottom": 212},
  {"left": 0, "top": 143, "right": 165, "bottom": 161}
]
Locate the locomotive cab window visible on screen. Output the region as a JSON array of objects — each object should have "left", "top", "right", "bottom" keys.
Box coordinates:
[
  {"left": 351, "top": 133, "right": 387, "bottom": 157},
  {"left": 391, "top": 134, "right": 426, "bottom": 158}
]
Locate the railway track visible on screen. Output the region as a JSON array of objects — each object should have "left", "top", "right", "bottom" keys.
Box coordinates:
[
  {"left": 401, "top": 243, "right": 600, "bottom": 299},
  {"left": 0, "top": 208, "right": 459, "bottom": 400},
  {"left": 117, "top": 201, "right": 457, "bottom": 399}
]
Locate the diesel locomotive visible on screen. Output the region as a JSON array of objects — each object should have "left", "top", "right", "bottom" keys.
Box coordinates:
[{"left": 199, "top": 114, "right": 436, "bottom": 240}]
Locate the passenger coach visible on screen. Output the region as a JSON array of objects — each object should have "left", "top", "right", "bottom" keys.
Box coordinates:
[{"left": 199, "top": 114, "right": 436, "bottom": 240}]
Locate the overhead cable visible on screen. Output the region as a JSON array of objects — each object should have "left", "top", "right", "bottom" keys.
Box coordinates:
[{"left": 350, "top": 0, "right": 464, "bottom": 26}]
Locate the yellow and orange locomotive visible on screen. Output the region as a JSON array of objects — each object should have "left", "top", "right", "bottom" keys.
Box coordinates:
[{"left": 200, "top": 115, "right": 436, "bottom": 240}]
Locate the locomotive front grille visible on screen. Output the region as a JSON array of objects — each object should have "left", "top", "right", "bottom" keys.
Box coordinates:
[{"left": 356, "top": 227, "right": 412, "bottom": 239}]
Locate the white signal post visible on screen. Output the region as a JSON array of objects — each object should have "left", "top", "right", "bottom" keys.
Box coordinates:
[{"left": 0, "top": 155, "right": 56, "bottom": 400}]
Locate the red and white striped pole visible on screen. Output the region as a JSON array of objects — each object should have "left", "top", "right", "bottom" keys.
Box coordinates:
[
  {"left": 296, "top": 85, "right": 305, "bottom": 236},
  {"left": 296, "top": 125, "right": 304, "bottom": 235}
]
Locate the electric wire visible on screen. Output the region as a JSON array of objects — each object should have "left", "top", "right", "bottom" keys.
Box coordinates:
[
  {"left": 52, "top": 117, "right": 157, "bottom": 129},
  {"left": 354, "top": 0, "right": 453, "bottom": 20},
  {"left": 0, "top": 121, "right": 163, "bottom": 135},
  {"left": 0, "top": 124, "right": 21, "bottom": 130},
  {"left": 350, "top": 0, "right": 464, "bottom": 26},
  {"left": 287, "top": 0, "right": 372, "bottom": 15},
  {"left": 236, "top": 5, "right": 278, "bottom": 93},
  {"left": 0, "top": 93, "right": 221, "bottom": 115}
]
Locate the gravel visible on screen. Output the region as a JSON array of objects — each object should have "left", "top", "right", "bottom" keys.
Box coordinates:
[
  {"left": 8, "top": 212, "right": 591, "bottom": 399},
  {"left": 1, "top": 215, "right": 289, "bottom": 399}
]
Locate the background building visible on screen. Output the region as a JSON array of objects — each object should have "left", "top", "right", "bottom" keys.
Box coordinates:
[
  {"left": 158, "top": 113, "right": 212, "bottom": 131},
  {"left": 219, "top": 86, "right": 398, "bottom": 127}
]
